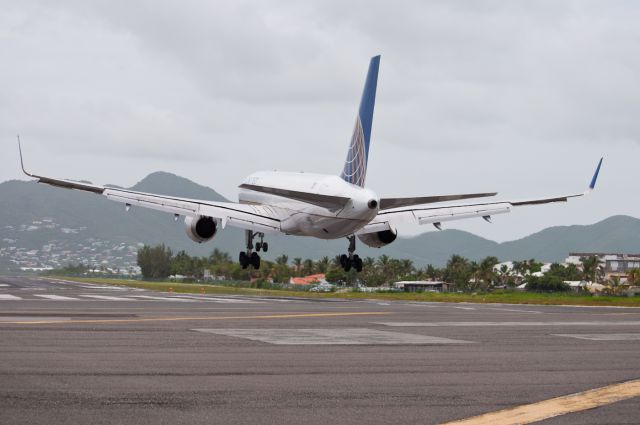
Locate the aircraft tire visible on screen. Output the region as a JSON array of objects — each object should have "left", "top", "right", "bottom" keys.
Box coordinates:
[{"left": 250, "top": 252, "right": 261, "bottom": 269}]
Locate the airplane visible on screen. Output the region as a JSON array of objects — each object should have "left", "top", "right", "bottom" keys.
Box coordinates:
[{"left": 17, "top": 55, "right": 603, "bottom": 272}]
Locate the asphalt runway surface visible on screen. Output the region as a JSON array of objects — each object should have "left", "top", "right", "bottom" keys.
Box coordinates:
[{"left": 1, "top": 276, "right": 639, "bottom": 425}]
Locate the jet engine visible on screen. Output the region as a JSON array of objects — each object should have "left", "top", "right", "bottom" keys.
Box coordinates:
[
  {"left": 184, "top": 216, "right": 218, "bottom": 243},
  {"left": 357, "top": 229, "right": 398, "bottom": 248}
]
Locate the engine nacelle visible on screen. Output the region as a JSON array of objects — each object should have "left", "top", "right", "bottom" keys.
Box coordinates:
[
  {"left": 357, "top": 229, "right": 398, "bottom": 248},
  {"left": 184, "top": 216, "right": 218, "bottom": 243}
]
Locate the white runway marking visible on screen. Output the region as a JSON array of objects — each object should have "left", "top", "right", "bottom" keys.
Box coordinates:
[
  {"left": 130, "top": 295, "right": 195, "bottom": 302},
  {"left": 0, "top": 284, "right": 10, "bottom": 287},
  {"left": 454, "top": 306, "right": 476, "bottom": 310},
  {"left": 192, "top": 328, "right": 473, "bottom": 345},
  {"left": 79, "top": 295, "right": 137, "bottom": 301},
  {"left": 487, "top": 308, "right": 542, "bottom": 314},
  {"left": 554, "top": 333, "right": 640, "bottom": 341},
  {"left": 35, "top": 294, "right": 80, "bottom": 301},
  {"left": 374, "top": 321, "right": 640, "bottom": 327},
  {"left": 76, "top": 285, "right": 129, "bottom": 291},
  {"left": 0, "top": 294, "right": 21, "bottom": 300},
  {"left": 0, "top": 316, "right": 71, "bottom": 322},
  {"left": 173, "top": 295, "right": 261, "bottom": 303}
]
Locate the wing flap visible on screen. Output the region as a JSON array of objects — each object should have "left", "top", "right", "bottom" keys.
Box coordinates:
[{"left": 415, "top": 203, "right": 512, "bottom": 224}]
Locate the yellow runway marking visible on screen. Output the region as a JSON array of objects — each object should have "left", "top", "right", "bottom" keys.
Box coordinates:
[
  {"left": 441, "top": 378, "right": 640, "bottom": 425},
  {"left": 2, "top": 311, "right": 390, "bottom": 325}
]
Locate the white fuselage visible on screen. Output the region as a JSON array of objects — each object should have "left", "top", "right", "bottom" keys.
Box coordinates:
[{"left": 238, "top": 171, "right": 379, "bottom": 239}]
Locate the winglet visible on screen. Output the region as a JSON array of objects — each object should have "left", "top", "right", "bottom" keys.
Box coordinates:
[
  {"left": 588, "top": 157, "right": 603, "bottom": 191},
  {"left": 17, "top": 135, "right": 34, "bottom": 177}
]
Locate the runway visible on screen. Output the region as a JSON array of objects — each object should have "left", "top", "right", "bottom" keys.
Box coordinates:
[{"left": 1, "top": 276, "right": 639, "bottom": 424}]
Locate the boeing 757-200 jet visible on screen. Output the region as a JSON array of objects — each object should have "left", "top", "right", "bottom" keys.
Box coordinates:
[{"left": 18, "top": 55, "right": 603, "bottom": 272}]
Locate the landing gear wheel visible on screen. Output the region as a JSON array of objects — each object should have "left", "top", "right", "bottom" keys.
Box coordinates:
[
  {"left": 250, "top": 252, "right": 260, "bottom": 269},
  {"left": 256, "top": 242, "right": 262, "bottom": 252},
  {"left": 353, "top": 255, "right": 363, "bottom": 272},
  {"left": 340, "top": 254, "right": 352, "bottom": 272},
  {"left": 239, "top": 251, "right": 249, "bottom": 269},
  {"left": 262, "top": 242, "right": 268, "bottom": 252}
]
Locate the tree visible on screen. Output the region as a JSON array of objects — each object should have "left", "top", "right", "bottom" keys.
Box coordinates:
[
  {"left": 526, "top": 275, "right": 570, "bottom": 292},
  {"left": 275, "top": 255, "right": 289, "bottom": 266},
  {"left": 209, "top": 248, "right": 231, "bottom": 265},
  {"left": 376, "top": 255, "right": 392, "bottom": 283},
  {"left": 292, "top": 257, "right": 303, "bottom": 275},
  {"left": 581, "top": 255, "right": 603, "bottom": 283},
  {"left": 476, "top": 256, "right": 499, "bottom": 289},
  {"left": 171, "top": 250, "right": 193, "bottom": 276},
  {"left": 526, "top": 259, "right": 543, "bottom": 274},
  {"left": 137, "top": 244, "right": 172, "bottom": 279},
  {"left": 302, "top": 259, "right": 314, "bottom": 276},
  {"left": 443, "top": 254, "right": 473, "bottom": 291},
  {"left": 627, "top": 268, "right": 640, "bottom": 286},
  {"left": 424, "top": 264, "right": 442, "bottom": 281},
  {"left": 497, "top": 264, "right": 513, "bottom": 286},
  {"left": 315, "top": 256, "right": 330, "bottom": 273},
  {"left": 546, "top": 263, "right": 582, "bottom": 281},
  {"left": 512, "top": 260, "right": 527, "bottom": 277}
]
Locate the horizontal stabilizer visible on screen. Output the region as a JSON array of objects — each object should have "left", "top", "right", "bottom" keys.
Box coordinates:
[
  {"left": 379, "top": 192, "right": 497, "bottom": 210},
  {"left": 239, "top": 183, "right": 351, "bottom": 210}
]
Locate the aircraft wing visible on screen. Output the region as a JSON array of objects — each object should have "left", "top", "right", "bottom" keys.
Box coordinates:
[
  {"left": 18, "top": 142, "right": 284, "bottom": 234},
  {"left": 358, "top": 158, "right": 603, "bottom": 234}
]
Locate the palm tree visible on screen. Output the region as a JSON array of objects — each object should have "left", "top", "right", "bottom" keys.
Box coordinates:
[
  {"left": 477, "top": 256, "right": 499, "bottom": 289},
  {"left": 498, "top": 264, "right": 510, "bottom": 283},
  {"left": 275, "top": 255, "right": 289, "bottom": 266},
  {"left": 512, "top": 260, "right": 527, "bottom": 277},
  {"left": 627, "top": 268, "right": 640, "bottom": 286},
  {"left": 376, "top": 255, "right": 392, "bottom": 283},
  {"left": 444, "top": 255, "right": 473, "bottom": 291},
  {"left": 209, "top": 248, "right": 231, "bottom": 265},
  {"left": 423, "top": 264, "right": 442, "bottom": 281},
  {"left": 315, "top": 256, "right": 330, "bottom": 273},
  {"left": 302, "top": 259, "right": 314, "bottom": 276},
  {"left": 580, "top": 255, "right": 602, "bottom": 283},
  {"left": 399, "top": 259, "right": 415, "bottom": 278},
  {"left": 292, "top": 257, "right": 302, "bottom": 276}
]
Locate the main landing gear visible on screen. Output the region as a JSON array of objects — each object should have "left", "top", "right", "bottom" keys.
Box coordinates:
[
  {"left": 239, "top": 230, "right": 267, "bottom": 270},
  {"left": 339, "top": 235, "right": 363, "bottom": 272}
]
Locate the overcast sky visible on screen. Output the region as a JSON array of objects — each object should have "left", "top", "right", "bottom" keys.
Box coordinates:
[{"left": 1, "top": 1, "right": 638, "bottom": 242}]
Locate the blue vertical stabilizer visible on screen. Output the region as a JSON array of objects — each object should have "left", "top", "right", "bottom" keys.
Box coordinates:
[{"left": 340, "top": 55, "right": 380, "bottom": 187}]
